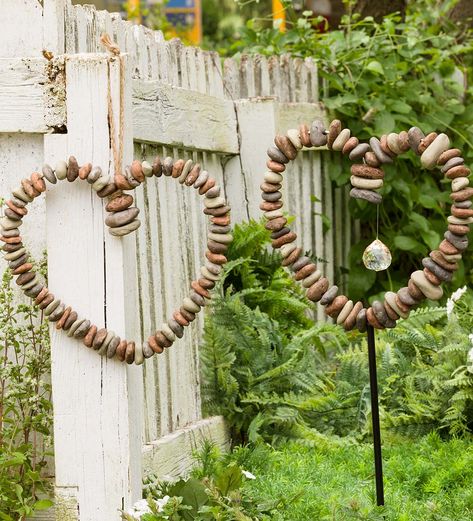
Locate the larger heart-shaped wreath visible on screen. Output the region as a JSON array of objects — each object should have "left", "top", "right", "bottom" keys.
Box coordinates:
[
  {"left": 261, "top": 120, "right": 472, "bottom": 331},
  {"left": 1, "top": 157, "right": 232, "bottom": 364}
]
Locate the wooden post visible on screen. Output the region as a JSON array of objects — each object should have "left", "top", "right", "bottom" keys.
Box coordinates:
[{"left": 45, "top": 54, "right": 142, "bottom": 521}]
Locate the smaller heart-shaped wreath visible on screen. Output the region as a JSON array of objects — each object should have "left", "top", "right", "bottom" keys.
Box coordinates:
[
  {"left": 261, "top": 120, "right": 472, "bottom": 331},
  {"left": 1, "top": 157, "right": 232, "bottom": 364}
]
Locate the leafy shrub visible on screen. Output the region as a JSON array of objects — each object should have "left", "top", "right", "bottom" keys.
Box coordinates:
[
  {"left": 235, "top": 0, "right": 473, "bottom": 300},
  {"left": 0, "top": 269, "right": 53, "bottom": 520},
  {"left": 201, "top": 220, "right": 349, "bottom": 445},
  {"left": 122, "top": 442, "right": 292, "bottom": 520}
]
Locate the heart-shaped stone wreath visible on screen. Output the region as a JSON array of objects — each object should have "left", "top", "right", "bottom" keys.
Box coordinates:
[
  {"left": 1, "top": 157, "right": 232, "bottom": 364},
  {"left": 261, "top": 120, "right": 472, "bottom": 331}
]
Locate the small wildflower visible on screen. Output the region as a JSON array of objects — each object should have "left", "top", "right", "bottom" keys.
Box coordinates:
[{"left": 446, "top": 286, "right": 467, "bottom": 319}]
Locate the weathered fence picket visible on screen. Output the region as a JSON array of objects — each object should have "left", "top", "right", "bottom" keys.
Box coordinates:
[{"left": 0, "top": 1, "right": 353, "bottom": 519}]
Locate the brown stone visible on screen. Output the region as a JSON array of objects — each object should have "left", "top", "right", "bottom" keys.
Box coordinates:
[
  {"left": 423, "top": 268, "right": 441, "bottom": 286},
  {"left": 31, "top": 172, "right": 46, "bottom": 193},
  {"left": 83, "top": 324, "right": 97, "bottom": 346},
  {"left": 437, "top": 148, "right": 461, "bottom": 165},
  {"left": 429, "top": 250, "right": 458, "bottom": 271},
  {"left": 394, "top": 296, "right": 410, "bottom": 314},
  {"left": 56, "top": 307, "right": 72, "bottom": 331},
  {"left": 3, "top": 243, "right": 22, "bottom": 253},
  {"left": 173, "top": 310, "right": 189, "bottom": 327},
  {"left": 147, "top": 335, "right": 162, "bottom": 355},
  {"left": 306, "top": 277, "right": 329, "bottom": 302},
  {"left": 350, "top": 164, "right": 384, "bottom": 179},
  {"left": 199, "top": 177, "right": 216, "bottom": 195},
  {"left": 185, "top": 164, "right": 201, "bottom": 186},
  {"left": 206, "top": 251, "right": 227, "bottom": 264},
  {"left": 272, "top": 232, "right": 297, "bottom": 249},
  {"left": 106, "top": 194, "right": 133, "bottom": 212},
  {"left": 105, "top": 207, "right": 140, "bottom": 228},
  {"left": 207, "top": 240, "right": 228, "bottom": 254},
  {"left": 1, "top": 236, "right": 21, "bottom": 244},
  {"left": 199, "top": 278, "right": 215, "bottom": 290},
  {"left": 451, "top": 188, "right": 473, "bottom": 202},
  {"left": 295, "top": 263, "right": 317, "bottom": 281},
  {"left": 275, "top": 135, "right": 297, "bottom": 160},
  {"left": 191, "top": 280, "right": 210, "bottom": 298},
  {"left": 448, "top": 224, "right": 470, "bottom": 235},
  {"left": 204, "top": 205, "right": 230, "bottom": 217},
  {"left": 342, "top": 137, "right": 359, "bottom": 155},
  {"left": 116, "top": 339, "right": 129, "bottom": 360},
  {"left": 439, "top": 239, "right": 460, "bottom": 255},
  {"left": 384, "top": 300, "right": 400, "bottom": 321},
  {"left": 67, "top": 156, "right": 79, "bottom": 182},
  {"left": 452, "top": 206, "right": 473, "bottom": 218},
  {"left": 327, "top": 120, "right": 341, "bottom": 148},
  {"left": 282, "top": 247, "right": 302, "bottom": 267},
  {"left": 343, "top": 301, "right": 363, "bottom": 331},
  {"left": 366, "top": 307, "right": 384, "bottom": 329},
  {"left": 114, "top": 173, "right": 134, "bottom": 190},
  {"left": 21, "top": 178, "right": 40, "bottom": 198},
  {"left": 130, "top": 160, "right": 145, "bottom": 182},
  {"left": 93, "top": 328, "right": 108, "bottom": 350},
  {"left": 97, "top": 183, "right": 117, "bottom": 198},
  {"left": 260, "top": 201, "right": 283, "bottom": 212},
  {"left": 210, "top": 217, "right": 229, "bottom": 228},
  {"left": 16, "top": 271, "right": 35, "bottom": 286},
  {"left": 5, "top": 200, "right": 27, "bottom": 216},
  {"left": 34, "top": 287, "right": 49, "bottom": 305},
  {"left": 364, "top": 151, "right": 381, "bottom": 167},
  {"left": 325, "top": 295, "right": 348, "bottom": 318},
  {"left": 171, "top": 159, "right": 185, "bottom": 178},
  {"left": 125, "top": 342, "right": 135, "bottom": 364},
  {"left": 418, "top": 132, "right": 438, "bottom": 154},
  {"left": 398, "top": 131, "right": 410, "bottom": 151},
  {"left": 266, "top": 160, "right": 286, "bottom": 173},
  {"left": 260, "top": 182, "right": 281, "bottom": 193},
  {"left": 79, "top": 163, "right": 92, "bottom": 180},
  {"left": 265, "top": 217, "right": 287, "bottom": 231},
  {"left": 39, "top": 293, "right": 55, "bottom": 310},
  {"left": 180, "top": 308, "right": 196, "bottom": 323},
  {"left": 407, "top": 279, "right": 425, "bottom": 302},
  {"left": 12, "top": 263, "right": 32, "bottom": 275},
  {"left": 380, "top": 135, "right": 395, "bottom": 157},
  {"left": 299, "top": 124, "right": 311, "bottom": 147},
  {"left": 445, "top": 165, "right": 471, "bottom": 179},
  {"left": 155, "top": 332, "right": 172, "bottom": 349},
  {"left": 63, "top": 311, "right": 78, "bottom": 330}
]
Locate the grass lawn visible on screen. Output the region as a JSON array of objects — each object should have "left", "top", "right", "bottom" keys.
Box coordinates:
[{"left": 243, "top": 434, "right": 473, "bottom": 520}]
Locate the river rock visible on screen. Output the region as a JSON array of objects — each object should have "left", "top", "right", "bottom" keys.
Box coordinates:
[
  {"left": 410, "top": 270, "right": 443, "bottom": 300},
  {"left": 105, "top": 207, "right": 140, "bottom": 228},
  {"left": 350, "top": 188, "right": 382, "bottom": 204}
]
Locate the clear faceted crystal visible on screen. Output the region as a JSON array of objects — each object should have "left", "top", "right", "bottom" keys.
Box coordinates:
[{"left": 362, "top": 239, "right": 392, "bottom": 272}]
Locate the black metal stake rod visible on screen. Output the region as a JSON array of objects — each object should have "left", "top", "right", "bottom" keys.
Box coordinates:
[{"left": 367, "top": 324, "right": 385, "bottom": 507}]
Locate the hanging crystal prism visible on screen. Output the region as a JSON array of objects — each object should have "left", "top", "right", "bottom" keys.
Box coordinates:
[{"left": 363, "top": 239, "right": 392, "bottom": 272}]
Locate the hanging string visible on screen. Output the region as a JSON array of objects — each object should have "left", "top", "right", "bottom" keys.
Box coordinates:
[
  {"left": 100, "top": 33, "right": 125, "bottom": 178},
  {"left": 376, "top": 204, "right": 380, "bottom": 240}
]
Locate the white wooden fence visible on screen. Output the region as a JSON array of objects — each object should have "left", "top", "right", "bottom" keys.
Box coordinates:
[{"left": 0, "top": 1, "right": 352, "bottom": 519}]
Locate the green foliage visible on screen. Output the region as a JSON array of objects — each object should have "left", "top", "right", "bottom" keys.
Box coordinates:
[
  {"left": 201, "top": 220, "right": 349, "bottom": 446},
  {"left": 242, "top": 434, "right": 473, "bottom": 520},
  {"left": 233, "top": 0, "right": 473, "bottom": 300},
  {"left": 329, "top": 289, "right": 473, "bottom": 439},
  {"left": 123, "top": 442, "right": 292, "bottom": 520},
  {"left": 0, "top": 269, "right": 53, "bottom": 520}
]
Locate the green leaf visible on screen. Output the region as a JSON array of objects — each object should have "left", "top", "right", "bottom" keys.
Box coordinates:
[
  {"left": 394, "top": 236, "right": 423, "bottom": 251},
  {"left": 366, "top": 60, "right": 384, "bottom": 75},
  {"left": 34, "top": 499, "right": 53, "bottom": 511}
]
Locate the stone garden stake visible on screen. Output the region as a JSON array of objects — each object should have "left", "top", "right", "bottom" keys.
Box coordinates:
[{"left": 260, "top": 119, "right": 472, "bottom": 507}]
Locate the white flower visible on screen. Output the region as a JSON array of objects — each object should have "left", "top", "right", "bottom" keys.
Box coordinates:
[
  {"left": 242, "top": 470, "right": 256, "bottom": 480},
  {"left": 469, "top": 334, "right": 473, "bottom": 347},
  {"left": 127, "top": 499, "right": 152, "bottom": 519},
  {"left": 156, "top": 495, "right": 170, "bottom": 512},
  {"left": 446, "top": 286, "right": 468, "bottom": 319}
]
